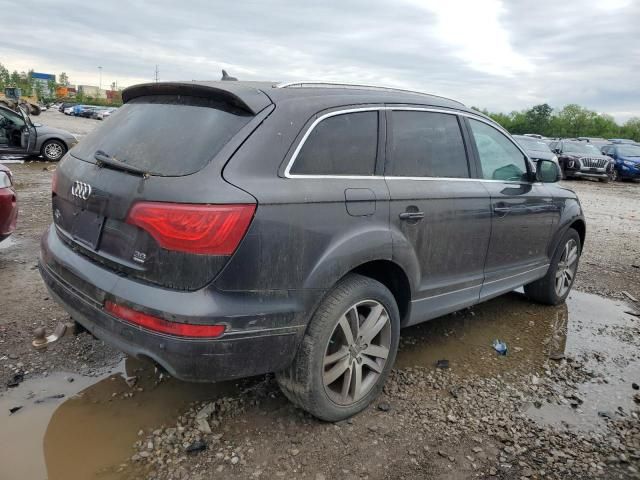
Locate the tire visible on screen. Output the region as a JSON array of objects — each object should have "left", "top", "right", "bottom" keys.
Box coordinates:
[
  {"left": 41, "top": 139, "right": 67, "bottom": 161},
  {"left": 611, "top": 169, "right": 619, "bottom": 182},
  {"left": 277, "top": 274, "right": 400, "bottom": 421},
  {"left": 524, "top": 228, "right": 581, "bottom": 305}
]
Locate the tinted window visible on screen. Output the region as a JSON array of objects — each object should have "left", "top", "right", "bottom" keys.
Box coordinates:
[
  {"left": 291, "top": 111, "right": 378, "bottom": 176},
  {"left": 389, "top": 111, "right": 469, "bottom": 178},
  {"left": 71, "top": 95, "right": 252, "bottom": 176},
  {"left": 468, "top": 119, "right": 528, "bottom": 181}
]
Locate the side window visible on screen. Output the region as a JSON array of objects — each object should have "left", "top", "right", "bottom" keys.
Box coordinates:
[
  {"left": 290, "top": 111, "right": 378, "bottom": 176},
  {"left": 389, "top": 111, "right": 469, "bottom": 178},
  {"left": 468, "top": 119, "right": 528, "bottom": 181}
]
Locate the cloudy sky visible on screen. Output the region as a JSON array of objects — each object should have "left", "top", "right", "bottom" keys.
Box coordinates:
[{"left": 2, "top": 0, "right": 639, "bottom": 121}]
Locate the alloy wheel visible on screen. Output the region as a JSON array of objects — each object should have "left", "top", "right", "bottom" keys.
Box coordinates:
[
  {"left": 322, "top": 300, "right": 391, "bottom": 406},
  {"left": 555, "top": 238, "right": 579, "bottom": 297},
  {"left": 44, "top": 143, "right": 63, "bottom": 160}
]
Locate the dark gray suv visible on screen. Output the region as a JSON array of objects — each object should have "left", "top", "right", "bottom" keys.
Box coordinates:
[{"left": 40, "top": 81, "right": 585, "bottom": 421}]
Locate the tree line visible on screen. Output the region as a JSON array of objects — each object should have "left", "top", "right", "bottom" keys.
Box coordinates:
[{"left": 472, "top": 103, "right": 640, "bottom": 142}]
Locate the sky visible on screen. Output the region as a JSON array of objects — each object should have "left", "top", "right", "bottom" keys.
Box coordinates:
[{"left": 2, "top": 0, "right": 639, "bottom": 122}]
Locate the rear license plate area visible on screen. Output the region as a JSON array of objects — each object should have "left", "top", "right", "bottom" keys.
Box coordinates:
[{"left": 71, "top": 209, "right": 105, "bottom": 249}]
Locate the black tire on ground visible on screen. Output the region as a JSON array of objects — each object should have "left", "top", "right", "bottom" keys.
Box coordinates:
[
  {"left": 276, "top": 274, "right": 400, "bottom": 422},
  {"left": 524, "top": 228, "right": 581, "bottom": 305},
  {"left": 40, "top": 139, "right": 67, "bottom": 161}
]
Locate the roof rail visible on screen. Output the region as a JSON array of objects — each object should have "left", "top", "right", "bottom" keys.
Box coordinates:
[{"left": 275, "top": 81, "right": 465, "bottom": 107}]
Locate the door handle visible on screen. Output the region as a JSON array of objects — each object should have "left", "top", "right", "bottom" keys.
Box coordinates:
[
  {"left": 493, "top": 206, "right": 511, "bottom": 214},
  {"left": 399, "top": 211, "right": 425, "bottom": 221}
]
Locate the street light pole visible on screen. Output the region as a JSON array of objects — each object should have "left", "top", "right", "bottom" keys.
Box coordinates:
[{"left": 98, "top": 66, "right": 103, "bottom": 91}]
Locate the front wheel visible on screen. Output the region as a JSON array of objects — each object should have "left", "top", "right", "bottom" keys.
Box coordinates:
[
  {"left": 41, "top": 139, "right": 67, "bottom": 161},
  {"left": 277, "top": 274, "right": 400, "bottom": 421},
  {"left": 524, "top": 228, "right": 581, "bottom": 305}
]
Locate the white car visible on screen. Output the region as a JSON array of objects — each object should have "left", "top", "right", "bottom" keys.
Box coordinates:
[
  {"left": 63, "top": 106, "right": 74, "bottom": 115},
  {"left": 95, "top": 108, "right": 116, "bottom": 120}
]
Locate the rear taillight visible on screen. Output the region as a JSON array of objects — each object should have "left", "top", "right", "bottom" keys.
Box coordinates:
[
  {"left": 105, "top": 301, "right": 225, "bottom": 338},
  {"left": 126, "top": 202, "right": 256, "bottom": 255}
]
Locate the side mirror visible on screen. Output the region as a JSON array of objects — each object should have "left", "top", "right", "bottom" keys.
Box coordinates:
[{"left": 536, "top": 159, "right": 561, "bottom": 183}]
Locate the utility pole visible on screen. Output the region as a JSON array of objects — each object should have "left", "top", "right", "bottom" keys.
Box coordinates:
[
  {"left": 97, "top": 66, "right": 103, "bottom": 90},
  {"left": 154, "top": 65, "right": 159, "bottom": 83}
]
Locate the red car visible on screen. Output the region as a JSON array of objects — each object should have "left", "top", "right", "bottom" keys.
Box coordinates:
[{"left": 0, "top": 164, "right": 17, "bottom": 242}]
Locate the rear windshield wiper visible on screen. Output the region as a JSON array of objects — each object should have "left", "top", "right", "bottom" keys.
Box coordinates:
[{"left": 94, "top": 150, "right": 147, "bottom": 176}]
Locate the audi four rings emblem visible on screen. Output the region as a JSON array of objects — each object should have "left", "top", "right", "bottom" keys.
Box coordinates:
[{"left": 71, "top": 181, "right": 92, "bottom": 200}]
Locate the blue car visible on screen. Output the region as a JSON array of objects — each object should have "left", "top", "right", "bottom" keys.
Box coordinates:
[{"left": 601, "top": 143, "right": 640, "bottom": 181}]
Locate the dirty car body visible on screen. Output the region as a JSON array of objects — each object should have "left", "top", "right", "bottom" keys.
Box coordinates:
[{"left": 40, "top": 81, "right": 586, "bottom": 419}]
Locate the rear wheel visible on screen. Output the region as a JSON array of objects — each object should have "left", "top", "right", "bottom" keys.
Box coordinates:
[
  {"left": 524, "top": 228, "right": 581, "bottom": 305},
  {"left": 277, "top": 274, "right": 400, "bottom": 421},
  {"left": 41, "top": 139, "right": 67, "bottom": 161}
]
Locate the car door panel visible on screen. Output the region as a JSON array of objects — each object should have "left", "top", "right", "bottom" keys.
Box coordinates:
[
  {"left": 464, "top": 117, "right": 559, "bottom": 300},
  {"left": 384, "top": 109, "right": 491, "bottom": 326}
]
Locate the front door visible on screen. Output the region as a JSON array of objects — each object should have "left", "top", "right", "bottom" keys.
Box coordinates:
[
  {"left": 465, "top": 118, "right": 558, "bottom": 301},
  {"left": 0, "top": 106, "right": 31, "bottom": 154},
  {"left": 385, "top": 109, "right": 492, "bottom": 325},
  {"left": 18, "top": 106, "right": 37, "bottom": 152}
]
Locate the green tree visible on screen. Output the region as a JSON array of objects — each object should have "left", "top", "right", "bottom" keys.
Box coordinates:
[
  {"left": 621, "top": 117, "right": 640, "bottom": 142},
  {"left": 524, "top": 104, "right": 553, "bottom": 136},
  {"left": 58, "top": 72, "right": 70, "bottom": 86}
]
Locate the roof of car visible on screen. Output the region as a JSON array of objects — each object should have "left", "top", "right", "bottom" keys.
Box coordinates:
[{"left": 122, "top": 80, "right": 480, "bottom": 117}]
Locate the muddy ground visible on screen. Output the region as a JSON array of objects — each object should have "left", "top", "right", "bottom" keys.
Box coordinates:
[{"left": 1, "top": 111, "right": 639, "bottom": 479}]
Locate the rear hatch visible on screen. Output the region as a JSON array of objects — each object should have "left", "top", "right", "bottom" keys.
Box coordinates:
[{"left": 51, "top": 84, "right": 272, "bottom": 291}]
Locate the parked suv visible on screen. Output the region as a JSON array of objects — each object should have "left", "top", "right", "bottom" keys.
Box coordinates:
[
  {"left": 601, "top": 143, "right": 640, "bottom": 182},
  {"left": 40, "top": 81, "right": 586, "bottom": 421},
  {"left": 549, "top": 139, "right": 614, "bottom": 182}
]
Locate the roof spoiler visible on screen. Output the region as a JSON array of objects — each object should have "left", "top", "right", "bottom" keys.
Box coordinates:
[{"left": 121, "top": 82, "right": 271, "bottom": 115}]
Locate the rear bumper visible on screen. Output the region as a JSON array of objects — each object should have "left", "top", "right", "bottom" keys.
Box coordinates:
[
  {"left": 39, "top": 226, "right": 306, "bottom": 382},
  {"left": 0, "top": 187, "right": 18, "bottom": 240}
]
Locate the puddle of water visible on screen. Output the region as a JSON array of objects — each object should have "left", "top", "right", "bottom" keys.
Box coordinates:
[
  {"left": 0, "top": 291, "right": 636, "bottom": 479},
  {"left": 0, "top": 357, "right": 240, "bottom": 480},
  {"left": 397, "top": 290, "right": 639, "bottom": 430}
]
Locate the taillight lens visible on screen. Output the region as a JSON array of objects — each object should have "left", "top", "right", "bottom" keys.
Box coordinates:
[
  {"left": 105, "top": 301, "right": 225, "bottom": 338},
  {"left": 126, "top": 202, "right": 256, "bottom": 255}
]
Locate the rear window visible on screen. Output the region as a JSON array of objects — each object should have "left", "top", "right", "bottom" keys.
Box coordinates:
[
  {"left": 290, "top": 111, "right": 378, "bottom": 176},
  {"left": 389, "top": 111, "right": 469, "bottom": 178},
  {"left": 71, "top": 95, "right": 252, "bottom": 176}
]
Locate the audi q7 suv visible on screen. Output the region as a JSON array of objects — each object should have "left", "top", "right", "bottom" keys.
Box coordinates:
[{"left": 40, "top": 81, "right": 585, "bottom": 421}]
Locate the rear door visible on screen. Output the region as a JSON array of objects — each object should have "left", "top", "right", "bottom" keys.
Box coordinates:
[
  {"left": 465, "top": 118, "right": 558, "bottom": 301},
  {"left": 385, "top": 108, "right": 492, "bottom": 325}
]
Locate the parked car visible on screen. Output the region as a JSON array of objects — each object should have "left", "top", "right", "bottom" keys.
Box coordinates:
[
  {"left": 608, "top": 138, "right": 636, "bottom": 144},
  {"left": 601, "top": 143, "right": 640, "bottom": 182},
  {"left": 78, "top": 106, "right": 100, "bottom": 118},
  {"left": 0, "top": 163, "right": 17, "bottom": 242},
  {"left": 92, "top": 107, "right": 117, "bottom": 120},
  {"left": 577, "top": 137, "right": 610, "bottom": 149},
  {"left": 0, "top": 104, "right": 78, "bottom": 161},
  {"left": 513, "top": 135, "right": 558, "bottom": 165},
  {"left": 63, "top": 106, "right": 75, "bottom": 115},
  {"left": 59, "top": 102, "right": 77, "bottom": 114},
  {"left": 548, "top": 139, "right": 614, "bottom": 182},
  {"left": 40, "top": 81, "right": 585, "bottom": 421}
]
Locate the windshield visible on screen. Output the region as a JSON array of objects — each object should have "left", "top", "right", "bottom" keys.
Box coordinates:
[
  {"left": 618, "top": 145, "right": 640, "bottom": 157},
  {"left": 564, "top": 142, "right": 601, "bottom": 155},
  {"left": 516, "top": 137, "right": 551, "bottom": 153},
  {"left": 71, "top": 95, "right": 252, "bottom": 176}
]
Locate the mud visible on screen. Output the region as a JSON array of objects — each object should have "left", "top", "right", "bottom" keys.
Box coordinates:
[
  {"left": 1, "top": 291, "right": 638, "bottom": 479},
  {"left": 1, "top": 111, "right": 639, "bottom": 479}
]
